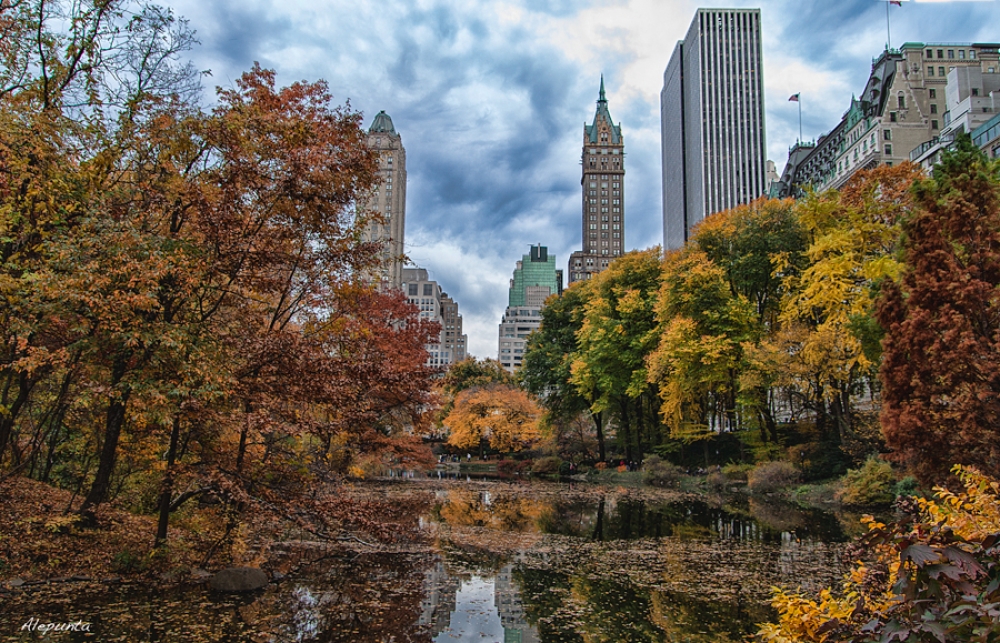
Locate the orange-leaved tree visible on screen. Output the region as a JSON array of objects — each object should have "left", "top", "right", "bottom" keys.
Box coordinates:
[{"left": 444, "top": 386, "right": 541, "bottom": 457}]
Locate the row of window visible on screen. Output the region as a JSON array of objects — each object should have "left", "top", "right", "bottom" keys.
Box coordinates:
[
  {"left": 925, "top": 48, "right": 975, "bottom": 60},
  {"left": 588, "top": 148, "right": 621, "bottom": 155}
]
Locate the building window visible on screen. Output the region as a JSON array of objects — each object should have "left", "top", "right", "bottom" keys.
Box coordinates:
[
  {"left": 408, "top": 284, "right": 418, "bottom": 296},
  {"left": 947, "top": 49, "right": 954, "bottom": 59},
  {"left": 897, "top": 94, "right": 905, "bottom": 109},
  {"left": 973, "top": 88, "right": 980, "bottom": 96},
  {"left": 930, "top": 103, "right": 937, "bottom": 114},
  {"left": 939, "top": 66, "right": 946, "bottom": 76},
  {"left": 929, "top": 88, "right": 936, "bottom": 99},
  {"left": 926, "top": 49, "right": 933, "bottom": 58},
  {"left": 971, "top": 50, "right": 977, "bottom": 59},
  {"left": 885, "top": 144, "right": 892, "bottom": 155},
  {"left": 884, "top": 129, "right": 891, "bottom": 141},
  {"left": 928, "top": 66, "right": 934, "bottom": 76},
  {"left": 932, "top": 119, "right": 939, "bottom": 130},
  {"left": 959, "top": 50, "right": 966, "bottom": 60},
  {"left": 937, "top": 49, "right": 943, "bottom": 58},
  {"left": 424, "top": 284, "right": 433, "bottom": 296},
  {"left": 890, "top": 112, "right": 897, "bottom": 122}
]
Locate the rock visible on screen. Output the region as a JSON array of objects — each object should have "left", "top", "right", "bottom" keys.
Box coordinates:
[
  {"left": 271, "top": 571, "right": 286, "bottom": 583},
  {"left": 190, "top": 568, "right": 212, "bottom": 581},
  {"left": 208, "top": 567, "right": 269, "bottom": 592},
  {"left": 8, "top": 579, "right": 25, "bottom": 588}
]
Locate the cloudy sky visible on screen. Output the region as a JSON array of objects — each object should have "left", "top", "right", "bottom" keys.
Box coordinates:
[{"left": 160, "top": 0, "right": 1000, "bottom": 357}]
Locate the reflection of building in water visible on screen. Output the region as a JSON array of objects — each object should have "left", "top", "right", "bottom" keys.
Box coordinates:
[
  {"left": 495, "top": 564, "right": 539, "bottom": 643},
  {"left": 418, "top": 559, "right": 460, "bottom": 636}
]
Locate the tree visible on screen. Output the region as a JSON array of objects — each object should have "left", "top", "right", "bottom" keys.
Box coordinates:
[
  {"left": 878, "top": 135, "right": 1000, "bottom": 483},
  {"left": 571, "top": 249, "right": 662, "bottom": 461},
  {"left": 520, "top": 283, "right": 607, "bottom": 461},
  {"left": 778, "top": 164, "right": 919, "bottom": 445},
  {"left": 444, "top": 385, "right": 541, "bottom": 456}
]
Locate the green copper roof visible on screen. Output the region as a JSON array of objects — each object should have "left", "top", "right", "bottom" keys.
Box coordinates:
[
  {"left": 369, "top": 110, "right": 396, "bottom": 134},
  {"left": 586, "top": 76, "right": 621, "bottom": 144}
]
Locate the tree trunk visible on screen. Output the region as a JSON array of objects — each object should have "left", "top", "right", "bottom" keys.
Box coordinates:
[
  {"left": 0, "top": 370, "right": 35, "bottom": 466},
  {"left": 155, "top": 415, "right": 182, "bottom": 546},
  {"left": 592, "top": 410, "right": 606, "bottom": 462},
  {"left": 79, "top": 354, "right": 131, "bottom": 520}
]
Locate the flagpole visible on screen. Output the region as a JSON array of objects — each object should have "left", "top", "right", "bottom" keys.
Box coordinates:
[
  {"left": 886, "top": 0, "right": 891, "bottom": 50},
  {"left": 799, "top": 97, "right": 802, "bottom": 143}
]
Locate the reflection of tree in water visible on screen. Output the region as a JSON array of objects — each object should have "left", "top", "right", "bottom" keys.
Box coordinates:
[
  {"left": 514, "top": 562, "right": 769, "bottom": 642},
  {"left": 435, "top": 489, "right": 550, "bottom": 532},
  {"left": 0, "top": 552, "right": 438, "bottom": 643}
]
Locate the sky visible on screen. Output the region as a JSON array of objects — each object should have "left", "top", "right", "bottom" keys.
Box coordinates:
[{"left": 159, "top": 0, "right": 1000, "bottom": 358}]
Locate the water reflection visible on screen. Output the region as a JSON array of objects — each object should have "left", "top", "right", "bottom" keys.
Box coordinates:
[
  {"left": 431, "top": 489, "right": 850, "bottom": 544},
  {"left": 0, "top": 484, "right": 855, "bottom": 642}
]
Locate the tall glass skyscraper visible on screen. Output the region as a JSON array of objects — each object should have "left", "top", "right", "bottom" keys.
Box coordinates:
[
  {"left": 661, "top": 8, "right": 767, "bottom": 250},
  {"left": 498, "top": 245, "right": 562, "bottom": 372}
]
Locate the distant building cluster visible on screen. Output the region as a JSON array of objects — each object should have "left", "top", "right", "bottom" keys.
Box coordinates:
[
  {"left": 371, "top": 11, "right": 1000, "bottom": 373},
  {"left": 363, "top": 113, "right": 469, "bottom": 371}
]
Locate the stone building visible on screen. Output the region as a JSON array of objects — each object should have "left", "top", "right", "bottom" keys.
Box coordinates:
[
  {"left": 402, "top": 268, "right": 468, "bottom": 369},
  {"left": 773, "top": 43, "right": 1000, "bottom": 197},
  {"left": 363, "top": 111, "right": 407, "bottom": 290},
  {"left": 568, "top": 78, "right": 625, "bottom": 284}
]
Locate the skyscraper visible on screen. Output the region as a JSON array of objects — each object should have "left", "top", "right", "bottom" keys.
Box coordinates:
[
  {"left": 568, "top": 77, "right": 625, "bottom": 284},
  {"left": 499, "top": 245, "right": 562, "bottom": 372},
  {"left": 364, "top": 111, "right": 406, "bottom": 290},
  {"left": 661, "top": 9, "right": 767, "bottom": 251}
]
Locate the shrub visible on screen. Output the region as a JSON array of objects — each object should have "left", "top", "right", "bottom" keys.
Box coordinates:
[
  {"left": 531, "top": 456, "right": 563, "bottom": 476},
  {"left": 642, "top": 455, "right": 684, "bottom": 489},
  {"left": 496, "top": 459, "right": 530, "bottom": 475},
  {"left": 836, "top": 456, "right": 896, "bottom": 506},
  {"left": 893, "top": 475, "right": 919, "bottom": 499},
  {"left": 722, "top": 463, "right": 753, "bottom": 482},
  {"left": 747, "top": 461, "right": 801, "bottom": 494},
  {"left": 706, "top": 471, "right": 728, "bottom": 491}
]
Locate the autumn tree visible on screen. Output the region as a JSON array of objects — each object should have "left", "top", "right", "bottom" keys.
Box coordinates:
[
  {"left": 444, "top": 386, "right": 541, "bottom": 456},
  {"left": 571, "top": 249, "right": 662, "bottom": 461},
  {"left": 878, "top": 135, "right": 1000, "bottom": 483},
  {"left": 778, "top": 164, "right": 919, "bottom": 445},
  {"left": 520, "top": 282, "right": 607, "bottom": 461}
]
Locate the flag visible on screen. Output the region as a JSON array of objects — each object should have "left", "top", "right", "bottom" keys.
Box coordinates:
[
  {"left": 889, "top": 0, "right": 901, "bottom": 6},
  {"left": 788, "top": 93, "right": 800, "bottom": 102}
]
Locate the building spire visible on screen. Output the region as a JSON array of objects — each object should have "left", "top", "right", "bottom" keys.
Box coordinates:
[{"left": 598, "top": 75, "right": 606, "bottom": 103}]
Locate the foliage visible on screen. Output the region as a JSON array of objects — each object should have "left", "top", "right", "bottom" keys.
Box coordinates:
[
  {"left": 531, "top": 456, "right": 563, "bottom": 476},
  {"left": 878, "top": 136, "right": 1000, "bottom": 484},
  {"left": 0, "top": 1, "right": 437, "bottom": 552},
  {"left": 641, "top": 455, "right": 684, "bottom": 489},
  {"left": 570, "top": 248, "right": 663, "bottom": 461},
  {"left": 443, "top": 385, "right": 541, "bottom": 454},
  {"left": 747, "top": 461, "right": 801, "bottom": 494},
  {"left": 520, "top": 283, "right": 608, "bottom": 461},
  {"left": 836, "top": 456, "right": 895, "bottom": 507},
  {"left": 757, "top": 465, "right": 1000, "bottom": 643}
]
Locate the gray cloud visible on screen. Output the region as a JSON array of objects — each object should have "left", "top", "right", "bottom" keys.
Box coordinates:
[{"left": 161, "top": 0, "right": 1000, "bottom": 357}]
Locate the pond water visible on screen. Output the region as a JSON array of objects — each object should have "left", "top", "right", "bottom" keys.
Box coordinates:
[{"left": 0, "top": 481, "right": 863, "bottom": 642}]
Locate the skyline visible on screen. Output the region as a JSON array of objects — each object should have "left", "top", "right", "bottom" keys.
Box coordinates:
[{"left": 159, "top": 0, "right": 1000, "bottom": 358}]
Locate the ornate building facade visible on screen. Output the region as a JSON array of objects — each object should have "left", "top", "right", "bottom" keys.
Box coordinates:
[
  {"left": 568, "top": 78, "right": 625, "bottom": 284},
  {"left": 364, "top": 111, "right": 407, "bottom": 290}
]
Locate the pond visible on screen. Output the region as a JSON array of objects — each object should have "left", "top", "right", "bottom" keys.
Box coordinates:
[{"left": 0, "top": 480, "right": 862, "bottom": 642}]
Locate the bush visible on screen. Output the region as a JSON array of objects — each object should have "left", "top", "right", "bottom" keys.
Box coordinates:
[
  {"left": 747, "top": 461, "right": 801, "bottom": 494},
  {"left": 722, "top": 463, "right": 753, "bottom": 482},
  {"left": 496, "top": 459, "right": 530, "bottom": 475},
  {"left": 836, "top": 455, "right": 895, "bottom": 506},
  {"left": 642, "top": 455, "right": 685, "bottom": 489},
  {"left": 894, "top": 475, "right": 919, "bottom": 499},
  {"left": 706, "top": 471, "right": 728, "bottom": 491},
  {"left": 531, "top": 456, "right": 563, "bottom": 475}
]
